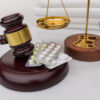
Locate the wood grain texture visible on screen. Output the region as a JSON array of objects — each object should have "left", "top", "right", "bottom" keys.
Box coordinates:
[
  {"left": 64, "top": 34, "right": 100, "bottom": 61},
  {"left": 0, "top": 50, "right": 68, "bottom": 92}
]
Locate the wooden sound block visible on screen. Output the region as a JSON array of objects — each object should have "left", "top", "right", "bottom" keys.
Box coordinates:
[
  {"left": 64, "top": 34, "right": 100, "bottom": 61},
  {"left": 0, "top": 50, "right": 68, "bottom": 92}
]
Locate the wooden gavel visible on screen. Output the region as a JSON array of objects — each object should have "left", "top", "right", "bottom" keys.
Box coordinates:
[{"left": 0, "top": 13, "right": 34, "bottom": 57}]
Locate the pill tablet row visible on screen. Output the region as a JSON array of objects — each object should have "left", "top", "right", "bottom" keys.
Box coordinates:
[{"left": 28, "top": 42, "right": 48, "bottom": 66}]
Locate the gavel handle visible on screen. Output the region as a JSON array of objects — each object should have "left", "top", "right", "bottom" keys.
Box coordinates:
[{"left": 0, "top": 35, "right": 8, "bottom": 44}]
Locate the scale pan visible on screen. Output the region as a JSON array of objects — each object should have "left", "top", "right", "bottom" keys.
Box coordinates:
[{"left": 37, "top": 16, "right": 70, "bottom": 30}]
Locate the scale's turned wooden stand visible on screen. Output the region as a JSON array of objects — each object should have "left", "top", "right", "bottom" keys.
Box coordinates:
[
  {"left": 0, "top": 50, "right": 68, "bottom": 92},
  {"left": 64, "top": 34, "right": 100, "bottom": 61},
  {"left": 64, "top": 0, "right": 100, "bottom": 61}
]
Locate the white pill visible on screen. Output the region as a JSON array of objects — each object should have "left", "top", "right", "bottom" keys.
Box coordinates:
[
  {"left": 39, "top": 55, "right": 44, "bottom": 59},
  {"left": 48, "top": 46, "right": 53, "bottom": 49},
  {"left": 56, "top": 45, "right": 61, "bottom": 49},
  {"left": 41, "top": 47, "right": 45, "bottom": 50},
  {"left": 33, "top": 51, "right": 38, "bottom": 55},
  {"left": 42, "top": 51, "right": 47, "bottom": 55},
  {"left": 29, "top": 60, "right": 34, "bottom": 65},
  {"left": 45, "top": 57, "right": 51, "bottom": 62},
  {"left": 45, "top": 48, "right": 50, "bottom": 52},
  {"left": 35, "top": 47, "right": 39, "bottom": 51},
  {"left": 50, "top": 43, "right": 55, "bottom": 47},
  {"left": 53, "top": 50, "right": 59, "bottom": 54},
  {"left": 43, "top": 44, "right": 47, "bottom": 47},
  {"left": 36, "top": 61, "right": 40, "bottom": 64},
  {"left": 31, "top": 55, "right": 35, "bottom": 59},
  {"left": 48, "top": 54, "right": 54, "bottom": 58},
  {"left": 36, "top": 44, "right": 40, "bottom": 47},
  {"left": 54, "top": 47, "right": 60, "bottom": 51},
  {"left": 51, "top": 50, "right": 57, "bottom": 54}
]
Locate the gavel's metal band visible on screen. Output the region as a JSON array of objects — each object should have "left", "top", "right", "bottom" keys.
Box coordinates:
[{"left": 5, "top": 27, "right": 32, "bottom": 46}]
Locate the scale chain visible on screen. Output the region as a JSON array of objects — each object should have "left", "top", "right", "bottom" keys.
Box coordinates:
[{"left": 46, "top": 0, "right": 69, "bottom": 18}]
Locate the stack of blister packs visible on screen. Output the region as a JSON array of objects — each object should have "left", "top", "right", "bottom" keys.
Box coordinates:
[{"left": 25, "top": 42, "right": 72, "bottom": 69}]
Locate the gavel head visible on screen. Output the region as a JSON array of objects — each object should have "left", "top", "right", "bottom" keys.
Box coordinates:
[{"left": 0, "top": 13, "right": 34, "bottom": 57}]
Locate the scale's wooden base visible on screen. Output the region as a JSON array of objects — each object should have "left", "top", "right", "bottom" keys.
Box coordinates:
[
  {"left": 64, "top": 34, "right": 100, "bottom": 61},
  {"left": 0, "top": 50, "right": 68, "bottom": 92}
]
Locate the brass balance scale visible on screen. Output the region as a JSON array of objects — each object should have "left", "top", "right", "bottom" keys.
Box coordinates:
[
  {"left": 37, "top": 0, "right": 70, "bottom": 29},
  {"left": 37, "top": 0, "right": 100, "bottom": 61},
  {"left": 0, "top": 0, "right": 99, "bottom": 92}
]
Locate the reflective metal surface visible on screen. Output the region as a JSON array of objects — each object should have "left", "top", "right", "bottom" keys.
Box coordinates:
[
  {"left": 73, "top": 34, "right": 97, "bottom": 48},
  {"left": 37, "top": 16, "right": 70, "bottom": 30}
]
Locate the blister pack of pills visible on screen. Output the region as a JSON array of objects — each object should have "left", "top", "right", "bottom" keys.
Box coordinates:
[
  {"left": 25, "top": 42, "right": 48, "bottom": 67},
  {"left": 25, "top": 41, "right": 72, "bottom": 69},
  {"left": 34, "top": 42, "right": 62, "bottom": 66}
]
